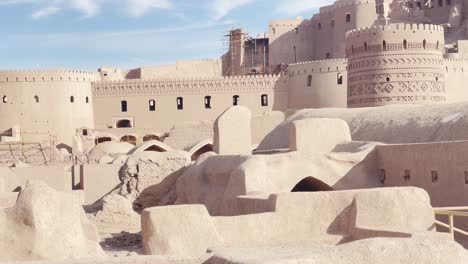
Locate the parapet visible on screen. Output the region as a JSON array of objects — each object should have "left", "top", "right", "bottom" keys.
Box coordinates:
[
  {"left": 320, "top": 0, "right": 377, "bottom": 13},
  {"left": 92, "top": 74, "right": 285, "bottom": 97},
  {"left": 346, "top": 23, "right": 444, "bottom": 39},
  {"left": 0, "top": 69, "right": 100, "bottom": 83},
  {"left": 287, "top": 59, "right": 348, "bottom": 74}
]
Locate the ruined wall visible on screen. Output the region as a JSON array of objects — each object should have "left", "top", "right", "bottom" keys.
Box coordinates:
[
  {"left": 346, "top": 23, "right": 446, "bottom": 107},
  {"left": 287, "top": 59, "right": 348, "bottom": 109},
  {"left": 0, "top": 70, "right": 98, "bottom": 145},
  {"left": 92, "top": 75, "right": 288, "bottom": 131}
]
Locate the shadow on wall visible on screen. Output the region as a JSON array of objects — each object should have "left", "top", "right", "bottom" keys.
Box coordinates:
[{"left": 332, "top": 143, "right": 382, "bottom": 190}]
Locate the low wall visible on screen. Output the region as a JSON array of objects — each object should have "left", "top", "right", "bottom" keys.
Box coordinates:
[
  {"left": 0, "top": 166, "right": 72, "bottom": 192},
  {"left": 78, "top": 164, "right": 122, "bottom": 205},
  {"left": 143, "top": 188, "right": 435, "bottom": 255},
  {"left": 376, "top": 141, "right": 468, "bottom": 207}
]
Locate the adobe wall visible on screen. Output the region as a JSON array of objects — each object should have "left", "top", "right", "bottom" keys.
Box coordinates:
[
  {"left": 99, "top": 60, "right": 222, "bottom": 81},
  {"left": 346, "top": 23, "right": 446, "bottom": 107},
  {"left": 376, "top": 141, "right": 468, "bottom": 208},
  {"left": 268, "top": 0, "right": 379, "bottom": 66},
  {"left": 268, "top": 18, "right": 314, "bottom": 66},
  {"left": 0, "top": 70, "right": 99, "bottom": 145},
  {"left": 444, "top": 58, "right": 468, "bottom": 101},
  {"left": 286, "top": 59, "right": 348, "bottom": 109},
  {"left": 92, "top": 75, "right": 288, "bottom": 131}
]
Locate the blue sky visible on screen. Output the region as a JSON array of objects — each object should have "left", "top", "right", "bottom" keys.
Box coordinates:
[{"left": 0, "top": 0, "right": 330, "bottom": 70}]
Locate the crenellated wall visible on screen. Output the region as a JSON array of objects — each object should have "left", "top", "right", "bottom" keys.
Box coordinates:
[
  {"left": 268, "top": 0, "right": 379, "bottom": 67},
  {"left": 92, "top": 75, "right": 288, "bottom": 131},
  {"left": 286, "top": 59, "right": 348, "bottom": 109},
  {"left": 0, "top": 69, "right": 99, "bottom": 145},
  {"left": 346, "top": 23, "right": 446, "bottom": 107}
]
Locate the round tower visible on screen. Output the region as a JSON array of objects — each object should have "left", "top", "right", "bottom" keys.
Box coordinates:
[
  {"left": 0, "top": 69, "right": 99, "bottom": 146},
  {"left": 346, "top": 23, "right": 446, "bottom": 108}
]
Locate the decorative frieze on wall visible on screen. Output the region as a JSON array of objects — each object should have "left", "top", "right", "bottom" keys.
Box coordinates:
[{"left": 92, "top": 75, "right": 285, "bottom": 97}]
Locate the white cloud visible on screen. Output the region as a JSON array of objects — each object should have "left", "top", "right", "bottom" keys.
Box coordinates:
[
  {"left": 69, "top": 0, "right": 99, "bottom": 18},
  {"left": 0, "top": 0, "right": 175, "bottom": 18},
  {"left": 127, "top": 0, "right": 172, "bottom": 18},
  {"left": 211, "top": 0, "right": 255, "bottom": 20},
  {"left": 32, "top": 6, "right": 60, "bottom": 19},
  {"left": 277, "top": 0, "right": 334, "bottom": 16}
]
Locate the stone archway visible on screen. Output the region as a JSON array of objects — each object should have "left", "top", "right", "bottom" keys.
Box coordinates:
[
  {"left": 291, "top": 177, "right": 334, "bottom": 192},
  {"left": 95, "top": 137, "right": 112, "bottom": 145},
  {"left": 121, "top": 135, "right": 137, "bottom": 145},
  {"left": 191, "top": 144, "right": 213, "bottom": 161}
]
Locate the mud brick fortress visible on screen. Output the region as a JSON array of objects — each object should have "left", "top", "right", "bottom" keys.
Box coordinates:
[{"left": 3, "top": 0, "right": 468, "bottom": 262}]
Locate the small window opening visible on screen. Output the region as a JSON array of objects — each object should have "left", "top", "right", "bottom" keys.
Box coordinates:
[
  {"left": 177, "top": 97, "right": 184, "bottom": 110},
  {"left": 149, "top": 99, "right": 156, "bottom": 111},
  {"left": 34, "top": 95, "right": 39, "bottom": 103},
  {"left": 337, "top": 73, "right": 343, "bottom": 85},
  {"left": 2, "top": 96, "right": 7, "bottom": 103},
  {"left": 70, "top": 96, "right": 74, "bottom": 103},
  {"left": 403, "top": 39, "right": 407, "bottom": 49},
  {"left": 307, "top": 75, "right": 312, "bottom": 87},
  {"left": 345, "top": 13, "right": 351, "bottom": 22},
  {"left": 431, "top": 171, "right": 439, "bottom": 183},
  {"left": 233, "top": 95, "right": 240, "bottom": 106},
  {"left": 379, "top": 169, "right": 386, "bottom": 184},
  {"left": 404, "top": 170, "right": 411, "bottom": 182},
  {"left": 204, "top": 96, "right": 212, "bottom": 109},
  {"left": 85, "top": 96, "right": 89, "bottom": 103},
  {"left": 121, "top": 100, "right": 128, "bottom": 112},
  {"left": 261, "top": 94, "right": 268, "bottom": 106}
]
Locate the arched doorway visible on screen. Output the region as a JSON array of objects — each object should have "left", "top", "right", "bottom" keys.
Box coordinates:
[
  {"left": 143, "top": 135, "right": 160, "bottom": 142},
  {"left": 121, "top": 135, "right": 137, "bottom": 145},
  {"left": 291, "top": 177, "right": 334, "bottom": 192},
  {"left": 95, "top": 137, "right": 112, "bottom": 145},
  {"left": 116, "top": 119, "right": 132, "bottom": 128},
  {"left": 191, "top": 144, "right": 213, "bottom": 161}
]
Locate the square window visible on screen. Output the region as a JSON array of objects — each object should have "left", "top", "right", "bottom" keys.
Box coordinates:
[{"left": 345, "top": 13, "right": 351, "bottom": 22}]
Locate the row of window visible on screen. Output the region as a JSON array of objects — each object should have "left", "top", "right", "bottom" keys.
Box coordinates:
[
  {"left": 120, "top": 95, "right": 270, "bottom": 112},
  {"left": 306, "top": 73, "right": 344, "bottom": 87},
  {"left": 409, "top": 0, "right": 451, "bottom": 8},
  {"left": 2, "top": 95, "right": 89, "bottom": 104},
  {"left": 379, "top": 169, "right": 468, "bottom": 184},
  {"left": 317, "top": 14, "right": 351, "bottom": 31}
]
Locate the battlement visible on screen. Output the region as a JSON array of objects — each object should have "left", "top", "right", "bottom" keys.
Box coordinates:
[
  {"left": 0, "top": 69, "right": 99, "bottom": 83},
  {"left": 287, "top": 59, "right": 348, "bottom": 76},
  {"left": 289, "top": 58, "right": 348, "bottom": 67},
  {"left": 346, "top": 23, "right": 444, "bottom": 38},
  {"left": 94, "top": 74, "right": 280, "bottom": 85},
  {"left": 92, "top": 74, "right": 285, "bottom": 97},
  {"left": 320, "top": 0, "right": 376, "bottom": 13}
]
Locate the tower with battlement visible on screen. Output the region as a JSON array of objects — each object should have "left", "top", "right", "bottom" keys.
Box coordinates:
[
  {"left": 346, "top": 23, "right": 446, "bottom": 107},
  {"left": 0, "top": 70, "right": 99, "bottom": 146}
]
